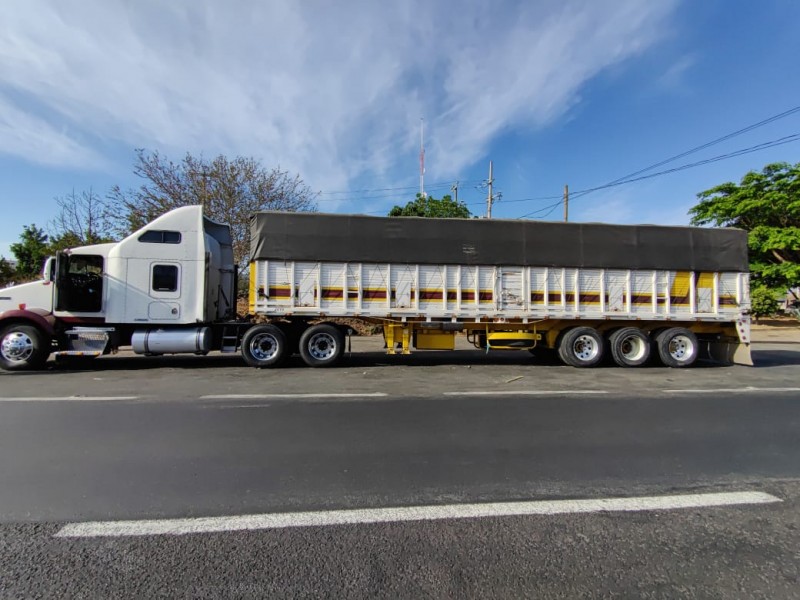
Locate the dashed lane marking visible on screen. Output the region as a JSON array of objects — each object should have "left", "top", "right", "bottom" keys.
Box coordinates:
[
  {"left": 0, "top": 396, "right": 139, "bottom": 402},
  {"left": 662, "top": 387, "right": 800, "bottom": 394},
  {"left": 443, "top": 390, "right": 609, "bottom": 396},
  {"left": 55, "top": 491, "right": 780, "bottom": 538},
  {"left": 199, "top": 393, "right": 388, "bottom": 400}
]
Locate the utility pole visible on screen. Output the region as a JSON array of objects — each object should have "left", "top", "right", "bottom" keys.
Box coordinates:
[
  {"left": 486, "top": 161, "right": 494, "bottom": 218},
  {"left": 451, "top": 181, "right": 459, "bottom": 203},
  {"left": 419, "top": 118, "right": 426, "bottom": 198},
  {"left": 196, "top": 166, "right": 211, "bottom": 214},
  {"left": 563, "top": 184, "right": 569, "bottom": 222}
]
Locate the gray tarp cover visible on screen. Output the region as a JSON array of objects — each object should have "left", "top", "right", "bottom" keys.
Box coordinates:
[{"left": 250, "top": 212, "right": 748, "bottom": 272}]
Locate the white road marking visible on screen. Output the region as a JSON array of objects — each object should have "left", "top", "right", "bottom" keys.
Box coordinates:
[
  {"left": 662, "top": 387, "right": 800, "bottom": 394},
  {"left": 443, "top": 390, "right": 608, "bottom": 396},
  {"left": 55, "top": 491, "right": 780, "bottom": 538},
  {"left": 199, "top": 393, "right": 388, "bottom": 400},
  {"left": 0, "top": 396, "right": 139, "bottom": 402}
]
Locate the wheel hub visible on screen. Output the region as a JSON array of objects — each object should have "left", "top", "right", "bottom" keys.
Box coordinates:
[
  {"left": 308, "top": 333, "right": 336, "bottom": 360},
  {"left": 620, "top": 335, "right": 646, "bottom": 360},
  {"left": 669, "top": 335, "right": 695, "bottom": 361},
  {"left": 249, "top": 333, "right": 279, "bottom": 361},
  {"left": 1, "top": 332, "right": 34, "bottom": 363},
  {"left": 572, "top": 335, "right": 599, "bottom": 361}
]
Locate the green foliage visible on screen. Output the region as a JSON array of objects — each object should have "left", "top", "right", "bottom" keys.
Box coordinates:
[
  {"left": 389, "top": 193, "right": 472, "bottom": 218},
  {"left": 690, "top": 162, "right": 800, "bottom": 300},
  {"left": 48, "top": 231, "right": 86, "bottom": 254},
  {"left": 108, "top": 149, "right": 317, "bottom": 269},
  {"left": 749, "top": 286, "right": 781, "bottom": 319},
  {"left": 10, "top": 225, "right": 49, "bottom": 279},
  {"left": 0, "top": 257, "right": 15, "bottom": 287}
]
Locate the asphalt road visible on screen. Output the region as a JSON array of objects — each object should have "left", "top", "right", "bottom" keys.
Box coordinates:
[{"left": 1, "top": 342, "right": 799, "bottom": 597}]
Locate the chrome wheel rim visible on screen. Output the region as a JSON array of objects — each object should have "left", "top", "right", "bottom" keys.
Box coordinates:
[
  {"left": 249, "top": 333, "right": 280, "bottom": 361},
  {"left": 308, "top": 333, "right": 337, "bottom": 361},
  {"left": 1, "top": 332, "right": 34, "bottom": 364},
  {"left": 572, "top": 335, "right": 599, "bottom": 361},
  {"left": 619, "top": 334, "right": 646, "bottom": 361},
  {"left": 668, "top": 335, "right": 695, "bottom": 362}
]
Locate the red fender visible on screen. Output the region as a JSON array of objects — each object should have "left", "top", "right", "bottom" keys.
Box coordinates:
[{"left": 0, "top": 309, "right": 56, "bottom": 336}]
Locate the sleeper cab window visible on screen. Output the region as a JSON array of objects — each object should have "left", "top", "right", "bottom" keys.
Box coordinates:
[
  {"left": 139, "top": 230, "right": 182, "bottom": 244},
  {"left": 152, "top": 264, "right": 179, "bottom": 292}
]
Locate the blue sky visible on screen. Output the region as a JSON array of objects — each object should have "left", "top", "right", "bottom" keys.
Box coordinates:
[{"left": 1, "top": 0, "right": 799, "bottom": 259}]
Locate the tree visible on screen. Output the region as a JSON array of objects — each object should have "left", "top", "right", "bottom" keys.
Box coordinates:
[
  {"left": 108, "top": 150, "right": 317, "bottom": 269},
  {"left": 749, "top": 286, "right": 781, "bottom": 320},
  {"left": 389, "top": 193, "right": 472, "bottom": 218},
  {"left": 48, "top": 188, "right": 115, "bottom": 252},
  {"left": 10, "top": 225, "right": 49, "bottom": 279},
  {"left": 0, "top": 257, "right": 15, "bottom": 288},
  {"left": 689, "top": 162, "right": 800, "bottom": 303}
]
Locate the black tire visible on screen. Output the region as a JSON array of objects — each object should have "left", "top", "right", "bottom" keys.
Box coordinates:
[
  {"left": 608, "top": 327, "right": 651, "bottom": 367},
  {"left": 299, "top": 324, "right": 345, "bottom": 368},
  {"left": 656, "top": 327, "right": 698, "bottom": 368},
  {"left": 0, "top": 323, "right": 51, "bottom": 371},
  {"left": 558, "top": 326, "right": 605, "bottom": 368},
  {"left": 241, "top": 325, "right": 288, "bottom": 368}
]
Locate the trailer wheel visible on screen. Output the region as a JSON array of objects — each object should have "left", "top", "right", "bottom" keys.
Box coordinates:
[
  {"left": 656, "top": 327, "right": 698, "bottom": 368},
  {"left": 609, "top": 327, "right": 650, "bottom": 367},
  {"left": 299, "top": 324, "right": 344, "bottom": 368},
  {"left": 558, "top": 326, "right": 605, "bottom": 368},
  {"left": 241, "top": 325, "right": 287, "bottom": 368},
  {"left": 0, "top": 323, "right": 51, "bottom": 371}
]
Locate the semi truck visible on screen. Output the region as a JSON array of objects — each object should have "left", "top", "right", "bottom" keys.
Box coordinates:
[{"left": 0, "top": 205, "right": 751, "bottom": 371}]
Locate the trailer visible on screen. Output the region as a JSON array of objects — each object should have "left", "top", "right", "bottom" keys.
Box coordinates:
[{"left": 0, "top": 205, "right": 751, "bottom": 371}]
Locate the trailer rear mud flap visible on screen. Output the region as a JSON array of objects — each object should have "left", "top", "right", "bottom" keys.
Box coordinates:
[{"left": 707, "top": 340, "right": 753, "bottom": 366}]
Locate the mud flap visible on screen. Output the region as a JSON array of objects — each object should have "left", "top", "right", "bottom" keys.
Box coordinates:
[{"left": 707, "top": 340, "right": 753, "bottom": 366}]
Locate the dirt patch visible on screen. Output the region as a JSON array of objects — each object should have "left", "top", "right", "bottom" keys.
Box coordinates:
[{"left": 236, "top": 298, "right": 382, "bottom": 336}]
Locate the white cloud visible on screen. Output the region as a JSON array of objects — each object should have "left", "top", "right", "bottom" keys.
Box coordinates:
[
  {"left": 0, "top": 94, "right": 106, "bottom": 168},
  {"left": 654, "top": 54, "right": 695, "bottom": 92},
  {"left": 0, "top": 0, "right": 677, "bottom": 191}
]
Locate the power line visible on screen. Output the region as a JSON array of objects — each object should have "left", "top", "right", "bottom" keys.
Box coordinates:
[
  {"left": 561, "top": 104, "right": 800, "bottom": 207},
  {"left": 579, "top": 133, "right": 800, "bottom": 194},
  {"left": 318, "top": 179, "right": 483, "bottom": 195},
  {"left": 599, "top": 104, "right": 800, "bottom": 187},
  {"left": 516, "top": 132, "right": 800, "bottom": 218}
]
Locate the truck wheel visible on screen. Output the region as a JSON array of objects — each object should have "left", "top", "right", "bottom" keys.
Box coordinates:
[
  {"left": 0, "top": 324, "right": 51, "bottom": 371},
  {"left": 241, "top": 325, "right": 287, "bottom": 368},
  {"left": 656, "top": 327, "right": 698, "bottom": 368},
  {"left": 299, "top": 324, "right": 344, "bottom": 368},
  {"left": 558, "top": 326, "right": 604, "bottom": 368},
  {"left": 609, "top": 327, "right": 650, "bottom": 367}
]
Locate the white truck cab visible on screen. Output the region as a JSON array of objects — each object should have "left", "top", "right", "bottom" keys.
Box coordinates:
[{"left": 0, "top": 206, "right": 235, "bottom": 370}]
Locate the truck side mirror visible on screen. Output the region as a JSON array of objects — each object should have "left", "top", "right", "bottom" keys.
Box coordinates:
[{"left": 43, "top": 256, "right": 56, "bottom": 282}]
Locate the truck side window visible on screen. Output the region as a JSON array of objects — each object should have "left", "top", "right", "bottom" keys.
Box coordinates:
[
  {"left": 152, "top": 265, "right": 179, "bottom": 292},
  {"left": 139, "top": 230, "right": 182, "bottom": 244}
]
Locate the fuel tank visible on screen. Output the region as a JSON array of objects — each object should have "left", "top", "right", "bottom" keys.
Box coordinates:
[{"left": 132, "top": 327, "right": 212, "bottom": 355}]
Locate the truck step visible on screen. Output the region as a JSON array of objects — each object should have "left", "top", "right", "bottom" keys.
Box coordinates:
[
  {"left": 220, "top": 327, "right": 240, "bottom": 353},
  {"left": 221, "top": 338, "right": 239, "bottom": 353},
  {"left": 63, "top": 327, "right": 113, "bottom": 354},
  {"left": 54, "top": 350, "right": 103, "bottom": 358}
]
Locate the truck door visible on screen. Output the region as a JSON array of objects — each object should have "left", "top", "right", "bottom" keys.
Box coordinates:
[
  {"left": 500, "top": 270, "right": 523, "bottom": 310},
  {"left": 55, "top": 253, "right": 104, "bottom": 313}
]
